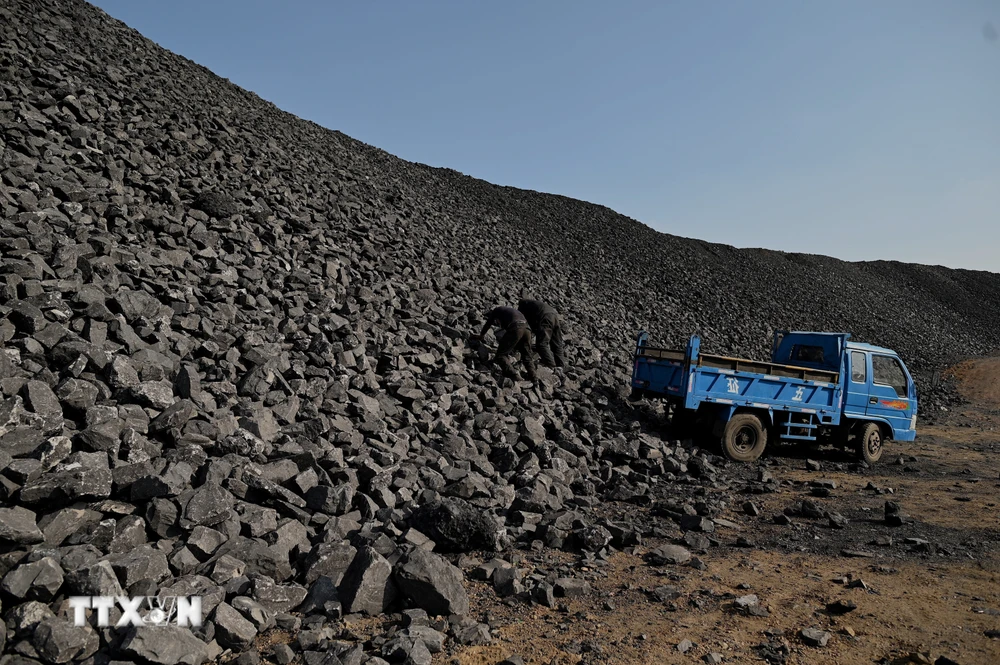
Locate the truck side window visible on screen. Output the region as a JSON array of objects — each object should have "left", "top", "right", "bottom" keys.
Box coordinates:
[
  {"left": 850, "top": 351, "right": 866, "bottom": 383},
  {"left": 872, "top": 355, "right": 907, "bottom": 398}
]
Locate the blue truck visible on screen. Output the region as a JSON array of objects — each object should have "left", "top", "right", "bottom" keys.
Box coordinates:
[{"left": 629, "top": 330, "right": 918, "bottom": 463}]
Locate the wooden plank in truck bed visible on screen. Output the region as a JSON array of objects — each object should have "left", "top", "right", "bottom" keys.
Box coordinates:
[
  {"left": 635, "top": 347, "right": 840, "bottom": 384},
  {"left": 698, "top": 353, "right": 840, "bottom": 384},
  {"left": 635, "top": 347, "right": 686, "bottom": 361}
]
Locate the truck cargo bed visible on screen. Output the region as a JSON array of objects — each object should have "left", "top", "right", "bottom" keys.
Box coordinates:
[{"left": 636, "top": 344, "right": 839, "bottom": 383}]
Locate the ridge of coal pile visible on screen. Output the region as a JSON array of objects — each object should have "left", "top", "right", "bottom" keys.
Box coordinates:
[{"left": 2, "top": 1, "right": 1000, "bottom": 663}]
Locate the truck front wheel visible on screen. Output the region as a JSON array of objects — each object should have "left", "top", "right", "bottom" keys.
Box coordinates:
[
  {"left": 857, "top": 422, "right": 884, "bottom": 464},
  {"left": 722, "top": 414, "right": 768, "bottom": 463}
]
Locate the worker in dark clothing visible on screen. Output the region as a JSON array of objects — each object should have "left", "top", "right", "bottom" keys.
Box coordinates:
[
  {"left": 470, "top": 306, "right": 537, "bottom": 382},
  {"left": 517, "top": 299, "right": 565, "bottom": 368}
]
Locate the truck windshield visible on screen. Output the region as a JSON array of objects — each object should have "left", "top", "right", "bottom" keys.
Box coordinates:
[{"left": 872, "top": 355, "right": 908, "bottom": 398}]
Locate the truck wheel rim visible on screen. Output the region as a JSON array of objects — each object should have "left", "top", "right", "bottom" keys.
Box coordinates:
[
  {"left": 734, "top": 426, "right": 757, "bottom": 453},
  {"left": 867, "top": 431, "right": 881, "bottom": 456}
]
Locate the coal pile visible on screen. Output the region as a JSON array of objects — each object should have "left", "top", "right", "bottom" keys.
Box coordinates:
[{"left": 1, "top": 0, "right": 1000, "bottom": 663}]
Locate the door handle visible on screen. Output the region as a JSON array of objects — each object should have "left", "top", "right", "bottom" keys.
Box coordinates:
[{"left": 869, "top": 397, "right": 877, "bottom": 404}]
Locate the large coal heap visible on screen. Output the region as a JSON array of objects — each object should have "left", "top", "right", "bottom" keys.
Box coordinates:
[{"left": 0, "top": 0, "right": 997, "bottom": 663}]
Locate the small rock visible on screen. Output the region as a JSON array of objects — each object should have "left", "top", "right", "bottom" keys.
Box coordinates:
[
  {"left": 826, "top": 599, "right": 857, "bottom": 615},
  {"left": 554, "top": 578, "right": 591, "bottom": 598},
  {"left": 647, "top": 544, "right": 691, "bottom": 565},
  {"left": 800, "top": 627, "right": 831, "bottom": 647}
]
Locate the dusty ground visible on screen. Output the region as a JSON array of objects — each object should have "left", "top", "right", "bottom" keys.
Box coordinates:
[
  {"left": 445, "top": 360, "right": 1000, "bottom": 665},
  {"left": 451, "top": 551, "right": 1000, "bottom": 665}
]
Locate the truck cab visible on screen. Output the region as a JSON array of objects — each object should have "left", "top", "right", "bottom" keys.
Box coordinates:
[
  {"left": 772, "top": 331, "right": 918, "bottom": 459},
  {"left": 842, "top": 340, "right": 918, "bottom": 442}
]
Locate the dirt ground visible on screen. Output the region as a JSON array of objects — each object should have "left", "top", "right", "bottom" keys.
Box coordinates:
[
  {"left": 445, "top": 360, "right": 1000, "bottom": 665},
  {"left": 451, "top": 551, "right": 999, "bottom": 665}
]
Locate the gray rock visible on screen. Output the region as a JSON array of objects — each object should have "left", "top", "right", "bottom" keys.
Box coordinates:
[
  {"left": 56, "top": 378, "right": 99, "bottom": 411},
  {"left": 800, "top": 627, "right": 831, "bottom": 647},
  {"left": 227, "top": 537, "right": 294, "bottom": 581},
  {"left": 338, "top": 546, "right": 397, "bottom": 615},
  {"left": 35, "top": 435, "right": 72, "bottom": 471},
  {"left": 652, "top": 585, "right": 682, "bottom": 602},
  {"left": 1, "top": 395, "right": 60, "bottom": 456},
  {"left": 534, "top": 582, "right": 556, "bottom": 607},
  {"left": 498, "top": 657, "right": 526, "bottom": 665},
  {"left": 108, "top": 545, "right": 171, "bottom": 587},
  {"left": 826, "top": 599, "right": 858, "bottom": 615},
  {"left": 394, "top": 549, "right": 469, "bottom": 616},
  {"left": 218, "top": 428, "right": 267, "bottom": 457},
  {"left": 119, "top": 625, "right": 211, "bottom": 665},
  {"left": 554, "top": 578, "right": 591, "bottom": 598},
  {"left": 576, "top": 524, "right": 613, "bottom": 552},
  {"left": 64, "top": 560, "right": 124, "bottom": 596},
  {"left": 21, "top": 380, "right": 61, "bottom": 417},
  {"left": 158, "top": 575, "right": 226, "bottom": 615},
  {"left": 678, "top": 515, "right": 714, "bottom": 533},
  {"left": 297, "top": 575, "right": 342, "bottom": 618},
  {"left": 194, "top": 191, "right": 240, "bottom": 218},
  {"left": 453, "top": 622, "right": 492, "bottom": 646},
  {"left": 1, "top": 556, "right": 63, "bottom": 601},
  {"left": 40, "top": 507, "right": 102, "bottom": 547},
  {"left": 272, "top": 644, "right": 295, "bottom": 665},
  {"left": 20, "top": 466, "right": 113, "bottom": 504},
  {"left": 149, "top": 399, "right": 198, "bottom": 433},
  {"left": 211, "top": 554, "right": 247, "bottom": 584},
  {"left": 305, "top": 484, "right": 355, "bottom": 515},
  {"left": 213, "top": 601, "right": 258, "bottom": 650},
  {"left": 0, "top": 506, "right": 44, "bottom": 544},
  {"left": 106, "top": 355, "right": 140, "bottom": 390},
  {"left": 131, "top": 381, "right": 176, "bottom": 410},
  {"left": 410, "top": 498, "right": 506, "bottom": 553},
  {"left": 251, "top": 575, "right": 309, "bottom": 613},
  {"left": 648, "top": 544, "right": 691, "bottom": 565},
  {"left": 304, "top": 540, "right": 357, "bottom": 585},
  {"left": 188, "top": 525, "right": 228, "bottom": 558},
  {"left": 177, "top": 483, "right": 233, "bottom": 528},
  {"left": 32, "top": 617, "right": 98, "bottom": 664},
  {"left": 492, "top": 565, "right": 523, "bottom": 598}
]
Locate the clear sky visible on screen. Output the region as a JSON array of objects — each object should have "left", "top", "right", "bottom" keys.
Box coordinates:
[{"left": 88, "top": 0, "right": 999, "bottom": 272}]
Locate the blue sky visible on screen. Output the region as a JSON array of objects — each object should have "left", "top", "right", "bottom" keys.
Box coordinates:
[{"left": 89, "top": 0, "right": 1000, "bottom": 272}]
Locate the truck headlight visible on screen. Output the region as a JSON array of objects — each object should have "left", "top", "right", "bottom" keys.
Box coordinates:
[{"left": 910, "top": 414, "right": 917, "bottom": 429}]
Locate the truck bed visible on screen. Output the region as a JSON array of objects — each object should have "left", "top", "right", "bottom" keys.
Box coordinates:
[
  {"left": 632, "top": 335, "right": 844, "bottom": 421},
  {"left": 636, "top": 345, "right": 839, "bottom": 383}
]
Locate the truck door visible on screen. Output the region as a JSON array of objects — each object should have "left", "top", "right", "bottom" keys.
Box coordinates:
[
  {"left": 843, "top": 350, "right": 870, "bottom": 418},
  {"left": 865, "top": 354, "right": 914, "bottom": 435}
]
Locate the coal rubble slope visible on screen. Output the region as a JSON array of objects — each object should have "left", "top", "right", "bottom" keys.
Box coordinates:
[{"left": 0, "top": 0, "right": 998, "bottom": 663}]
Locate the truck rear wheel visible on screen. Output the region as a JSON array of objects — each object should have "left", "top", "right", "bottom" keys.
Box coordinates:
[
  {"left": 722, "top": 414, "right": 768, "bottom": 462},
  {"left": 857, "top": 422, "right": 884, "bottom": 464}
]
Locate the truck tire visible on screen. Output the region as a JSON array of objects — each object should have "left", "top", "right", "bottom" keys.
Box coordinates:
[
  {"left": 857, "top": 422, "right": 884, "bottom": 464},
  {"left": 722, "top": 414, "right": 768, "bottom": 463}
]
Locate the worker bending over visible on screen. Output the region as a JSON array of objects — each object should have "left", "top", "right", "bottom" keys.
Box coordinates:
[
  {"left": 518, "top": 299, "right": 565, "bottom": 368},
  {"left": 471, "top": 306, "right": 537, "bottom": 382}
]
